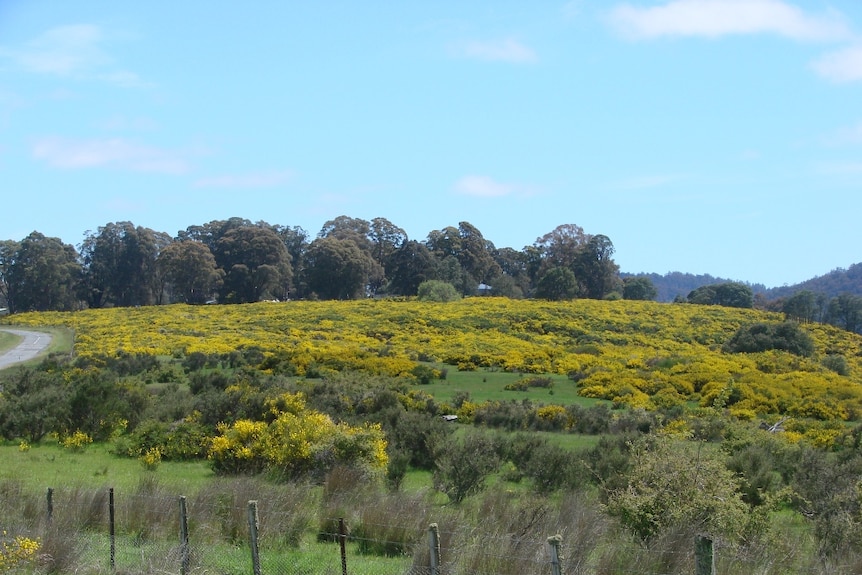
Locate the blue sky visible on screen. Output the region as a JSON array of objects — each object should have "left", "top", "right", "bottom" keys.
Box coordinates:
[{"left": 1, "top": 1, "right": 861, "bottom": 288}]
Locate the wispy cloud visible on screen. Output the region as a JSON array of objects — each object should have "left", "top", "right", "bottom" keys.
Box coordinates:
[
  {"left": 818, "top": 161, "right": 862, "bottom": 175},
  {"left": 194, "top": 170, "right": 294, "bottom": 189},
  {"left": 609, "top": 0, "right": 850, "bottom": 42},
  {"left": 453, "top": 175, "right": 537, "bottom": 198},
  {"left": 32, "top": 136, "right": 189, "bottom": 174},
  {"left": 455, "top": 38, "right": 538, "bottom": 64},
  {"left": 0, "top": 24, "right": 148, "bottom": 87},
  {"left": 812, "top": 45, "right": 862, "bottom": 83}
]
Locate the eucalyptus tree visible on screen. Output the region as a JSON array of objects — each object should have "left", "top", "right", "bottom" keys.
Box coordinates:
[
  {"left": 4, "top": 232, "right": 82, "bottom": 312},
  {"left": 80, "top": 222, "right": 164, "bottom": 308},
  {"left": 622, "top": 276, "right": 658, "bottom": 301},
  {"left": 385, "top": 240, "right": 438, "bottom": 296},
  {"left": 212, "top": 225, "right": 292, "bottom": 303},
  {"left": 304, "top": 236, "right": 376, "bottom": 299},
  {"left": 157, "top": 240, "right": 224, "bottom": 304}
]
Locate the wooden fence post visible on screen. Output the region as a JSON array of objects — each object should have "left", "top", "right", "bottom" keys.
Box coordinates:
[
  {"left": 109, "top": 487, "right": 116, "bottom": 572},
  {"left": 248, "top": 500, "right": 261, "bottom": 575},
  {"left": 46, "top": 488, "right": 53, "bottom": 525},
  {"left": 428, "top": 523, "right": 441, "bottom": 575},
  {"left": 339, "top": 518, "right": 348, "bottom": 575},
  {"left": 547, "top": 534, "right": 563, "bottom": 575},
  {"left": 179, "top": 496, "right": 190, "bottom": 575},
  {"left": 695, "top": 535, "right": 715, "bottom": 575}
]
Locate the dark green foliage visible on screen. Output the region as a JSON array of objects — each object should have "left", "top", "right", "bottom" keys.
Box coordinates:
[
  {"left": 472, "top": 399, "right": 532, "bottom": 431},
  {"left": 505, "top": 434, "right": 582, "bottom": 493},
  {"left": 433, "top": 430, "right": 502, "bottom": 503},
  {"left": 66, "top": 369, "right": 150, "bottom": 440},
  {"left": 535, "top": 266, "right": 579, "bottom": 300},
  {"left": 723, "top": 320, "right": 814, "bottom": 357},
  {"left": 791, "top": 447, "right": 862, "bottom": 556},
  {"left": 725, "top": 441, "right": 786, "bottom": 506},
  {"left": 383, "top": 411, "right": 453, "bottom": 470},
  {"left": 411, "top": 364, "right": 438, "bottom": 385},
  {"left": 567, "top": 403, "right": 611, "bottom": 434},
  {"left": 0, "top": 367, "right": 70, "bottom": 442},
  {"left": 103, "top": 352, "right": 160, "bottom": 376},
  {"left": 688, "top": 282, "right": 754, "bottom": 308},
  {"left": 117, "top": 418, "right": 210, "bottom": 460},
  {"left": 622, "top": 276, "right": 658, "bottom": 301},
  {"left": 416, "top": 280, "right": 461, "bottom": 302},
  {"left": 583, "top": 433, "right": 638, "bottom": 501},
  {"left": 822, "top": 354, "right": 849, "bottom": 376}
]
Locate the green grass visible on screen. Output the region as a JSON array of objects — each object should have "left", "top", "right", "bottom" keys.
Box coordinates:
[
  {"left": 1, "top": 441, "right": 214, "bottom": 493},
  {"left": 424, "top": 367, "right": 601, "bottom": 407},
  {"left": 0, "top": 329, "right": 22, "bottom": 353}
]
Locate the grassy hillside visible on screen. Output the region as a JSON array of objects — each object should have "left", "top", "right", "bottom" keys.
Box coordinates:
[{"left": 5, "top": 297, "right": 862, "bottom": 426}]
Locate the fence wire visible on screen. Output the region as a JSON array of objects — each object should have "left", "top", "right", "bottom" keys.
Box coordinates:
[{"left": 3, "top": 484, "right": 862, "bottom": 575}]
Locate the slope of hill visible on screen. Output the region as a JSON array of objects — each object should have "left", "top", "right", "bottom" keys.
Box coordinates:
[
  {"left": 5, "top": 298, "right": 862, "bottom": 429},
  {"left": 764, "top": 262, "right": 862, "bottom": 300},
  {"left": 622, "top": 271, "right": 768, "bottom": 302}
]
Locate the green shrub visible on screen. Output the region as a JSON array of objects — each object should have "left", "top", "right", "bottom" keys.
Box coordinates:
[
  {"left": 723, "top": 321, "right": 814, "bottom": 357},
  {"left": 416, "top": 280, "right": 461, "bottom": 302}
]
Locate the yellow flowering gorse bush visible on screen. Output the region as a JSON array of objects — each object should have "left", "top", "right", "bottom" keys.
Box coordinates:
[{"left": 6, "top": 298, "right": 862, "bottom": 428}]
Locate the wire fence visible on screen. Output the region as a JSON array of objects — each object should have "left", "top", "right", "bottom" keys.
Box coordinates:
[{"left": 3, "top": 483, "right": 862, "bottom": 575}]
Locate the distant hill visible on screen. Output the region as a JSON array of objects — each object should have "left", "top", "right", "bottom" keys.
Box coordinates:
[
  {"left": 763, "top": 263, "right": 862, "bottom": 300},
  {"left": 626, "top": 264, "right": 862, "bottom": 303},
  {"left": 621, "top": 272, "right": 767, "bottom": 303}
]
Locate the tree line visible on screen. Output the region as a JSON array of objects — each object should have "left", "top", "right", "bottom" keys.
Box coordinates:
[
  {"left": 1, "top": 215, "right": 860, "bottom": 336},
  {"left": 0, "top": 217, "right": 630, "bottom": 311}
]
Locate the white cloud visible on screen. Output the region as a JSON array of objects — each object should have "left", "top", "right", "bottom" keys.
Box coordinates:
[
  {"left": 32, "top": 136, "right": 189, "bottom": 174},
  {"left": 456, "top": 38, "right": 537, "bottom": 63},
  {"left": 454, "top": 175, "right": 537, "bottom": 198},
  {"left": 812, "top": 45, "right": 862, "bottom": 83},
  {"left": 0, "top": 24, "right": 147, "bottom": 87},
  {"left": 9, "top": 24, "right": 107, "bottom": 75},
  {"left": 194, "top": 171, "right": 294, "bottom": 189},
  {"left": 609, "top": 0, "right": 850, "bottom": 42}
]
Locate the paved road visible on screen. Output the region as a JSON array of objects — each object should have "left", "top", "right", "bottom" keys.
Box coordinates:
[{"left": 0, "top": 328, "right": 53, "bottom": 369}]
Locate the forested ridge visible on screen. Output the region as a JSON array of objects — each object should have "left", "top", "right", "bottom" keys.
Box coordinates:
[{"left": 1, "top": 215, "right": 860, "bottom": 335}]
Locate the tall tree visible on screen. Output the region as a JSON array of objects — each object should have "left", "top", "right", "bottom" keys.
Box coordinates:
[
  {"left": 688, "top": 282, "right": 753, "bottom": 308},
  {"left": 178, "top": 217, "right": 253, "bottom": 252},
  {"left": 274, "top": 225, "right": 309, "bottom": 297},
  {"left": 157, "top": 240, "right": 224, "bottom": 304},
  {"left": 0, "top": 240, "right": 20, "bottom": 311},
  {"left": 533, "top": 223, "right": 589, "bottom": 273},
  {"left": 535, "top": 267, "right": 579, "bottom": 301},
  {"left": 622, "top": 276, "right": 658, "bottom": 301},
  {"left": 385, "top": 240, "right": 438, "bottom": 296},
  {"left": 426, "top": 222, "right": 500, "bottom": 293},
  {"left": 213, "top": 226, "right": 292, "bottom": 303},
  {"left": 827, "top": 294, "right": 862, "bottom": 334},
  {"left": 304, "top": 237, "right": 376, "bottom": 299},
  {"left": 80, "top": 222, "right": 162, "bottom": 308},
  {"left": 5, "top": 232, "right": 81, "bottom": 312},
  {"left": 369, "top": 217, "right": 407, "bottom": 268},
  {"left": 782, "top": 290, "right": 819, "bottom": 323},
  {"left": 318, "top": 216, "right": 373, "bottom": 252},
  {"left": 574, "top": 234, "right": 620, "bottom": 299}
]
